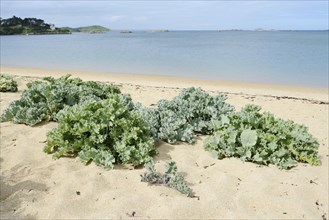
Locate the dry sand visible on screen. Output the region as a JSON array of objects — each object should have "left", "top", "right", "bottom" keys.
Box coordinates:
[{"left": 1, "top": 66, "right": 328, "bottom": 219}]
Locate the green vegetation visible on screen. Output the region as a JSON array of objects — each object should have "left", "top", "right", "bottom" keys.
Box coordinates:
[
  {"left": 0, "top": 76, "right": 321, "bottom": 172},
  {"left": 204, "top": 105, "right": 320, "bottom": 169},
  {"left": 0, "top": 75, "right": 121, "bottom": 126},
  {"left": 0, "top": 16, "right": 110, "bottom": 35},
  {"left": 0, "top": 75, "right": 323, "bottom": 197},
  {"left": 136, "top": 87, "right": 234, "bottom": 144},
  {"left": 0, "top": 74, "right": 155, "bottom": 169},
  {"left": 44, "top": 97, "right": 156, "bottom": 169},
  {"left": 0, "top": 74, "right": 18, "bottom": 92},
  {"left": 137, "top": 87, "right": 320, "bottom": 169},
  {"left": 63, "top": 25, "right": 111, "bottom": 33},
  {"left": 0, "top": 16, "right": 70, "bottom": 35},
  {"left": 141, "top": 161, "right": 193, "bottom": 197}
]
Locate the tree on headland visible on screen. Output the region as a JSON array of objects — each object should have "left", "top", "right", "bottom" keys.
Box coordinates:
[{"left": 0, "top": 16, "right": 70, "bottom": 35}]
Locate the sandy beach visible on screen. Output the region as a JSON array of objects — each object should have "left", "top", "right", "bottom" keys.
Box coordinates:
[{"left": 1, "top": 66, "right": 328, "bottom": 219}]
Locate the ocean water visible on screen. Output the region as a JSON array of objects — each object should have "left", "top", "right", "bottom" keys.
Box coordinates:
[{"left": 1, "top": 31, "right": 328, "bottom": 87}]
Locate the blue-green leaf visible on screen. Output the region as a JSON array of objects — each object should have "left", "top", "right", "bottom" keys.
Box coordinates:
[{"left": 241, "top": 129, "right": 258, "bottom": 147}]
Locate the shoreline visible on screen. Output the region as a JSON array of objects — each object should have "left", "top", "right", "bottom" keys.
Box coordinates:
[{"left": 1, "top": 66, "right": 328, "bottom": 102}]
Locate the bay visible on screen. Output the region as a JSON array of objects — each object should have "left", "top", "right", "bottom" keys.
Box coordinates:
[{"left": 1, "top": 30, "right": 328, "bottom": 87}]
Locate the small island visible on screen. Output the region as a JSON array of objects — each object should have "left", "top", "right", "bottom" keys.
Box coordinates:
[
  {"left": 150, "top": 29, "right": 169, "bottom": 33},
  {"left": 0, "top": 16, "right": 71, "bottom": 35},
  {"left": 120, "top": 30, "right": 133, "bottom": 34}
]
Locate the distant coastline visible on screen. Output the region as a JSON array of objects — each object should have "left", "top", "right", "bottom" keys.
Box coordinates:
[
  {"left": 0, "top": 16, "right": 70, "bottom": 35},
  {"left": 1, "top": 16, "right": 327, "bottom": 35},
  {"left": 62, "top": 25, "right": 111, "bottom": 34},
  {"left": 0, "top": 16, "right": 111, "bottom": 35}
]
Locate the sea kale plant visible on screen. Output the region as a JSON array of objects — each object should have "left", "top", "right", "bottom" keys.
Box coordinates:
[
  {"left": 0, "top": 74, "right": 18, "bottom": 92},
  {"left": 44, "top": 96, "right": 157, "bottom": 169},
  {"left": 0, "top": 74, "right": 122, "bottom": 126},
  {"left": 141, "top": 160, "right": 193, "bottom": 197},
  {"left": 204, "top": 104, "right": 321, "bottom": 169},
  {"left": 136, "top": 87, "right": 234, "bottom": 144},
  {"left": 0, "top": 73, "right": 321, "bottom": 171}
]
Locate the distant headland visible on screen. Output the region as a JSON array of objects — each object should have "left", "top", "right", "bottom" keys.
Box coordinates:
[
  {"left": 0, "top": 16, "right": 111, "bottom": 35},
  {"left": 62, "top": 25, "right": 111, "bottom": 34},
  {"left": 0, "top": 16, "right": 71, "bottom": 35}
]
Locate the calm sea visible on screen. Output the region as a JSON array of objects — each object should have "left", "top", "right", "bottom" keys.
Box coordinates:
[{"left": 1, "top": 31, "right": 328, "bottom": 88}]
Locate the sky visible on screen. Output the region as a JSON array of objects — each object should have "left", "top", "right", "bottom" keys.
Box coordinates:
[{"left": 1, "top": 1, "right": 328, "bottom": 30}]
